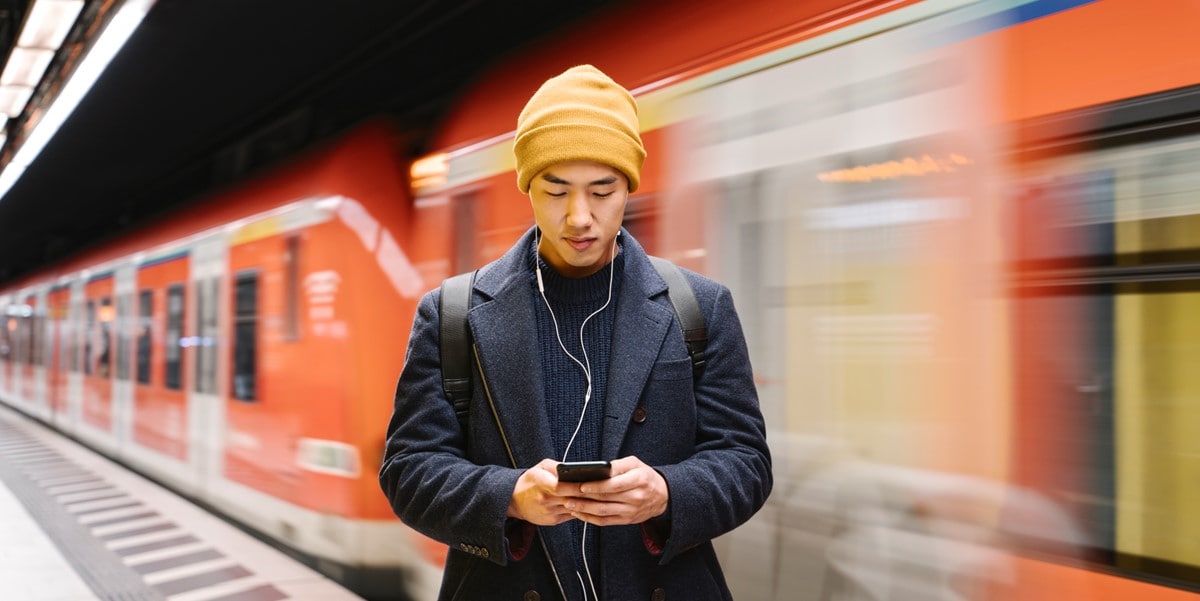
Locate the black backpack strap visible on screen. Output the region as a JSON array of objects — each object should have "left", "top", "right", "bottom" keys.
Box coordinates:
[
  {"left": 439, "top": 270, "right": 477, "bottom": 430},
  {"left": 649, "top": 256, "right": 708, "bottom": 380}
]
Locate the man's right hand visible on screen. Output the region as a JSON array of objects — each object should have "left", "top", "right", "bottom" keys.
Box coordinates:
[{"left": 508, "top": 458, "right": 576, "bottom": 526}]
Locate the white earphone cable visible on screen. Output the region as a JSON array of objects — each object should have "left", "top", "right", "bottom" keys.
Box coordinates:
[{"left": 535, "top": 227, "right": 618, "bottom": 601}]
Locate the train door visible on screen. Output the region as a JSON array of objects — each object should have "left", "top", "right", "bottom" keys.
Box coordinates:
[
  {"left": 64, "top": 279, "right": 85, "bottom": 435},
  {"left": 29, "top": 288, "right": 49, "bottom": 417},
  {"left": 190, "top": 236, "right": 227, "bottom": 492},
  {"left": 47, "top": 283, "right": 71, "bottom": 426},
  {"left": 80, "top": 272, "right": 117, "bottom": 446},
  {"left": 0, "top": 294, "right": 11, "bottom": 396},
  {"left": 132, "top": 252, "right": 191, "bottom": 466},
  {"left": 15, "top": 291, "right": 41, "bottom": 407},
  {"left": 113, "top": 264, "right": 136, "bottom": 452},
  {"left": 224, "top": 226, "right": 305, "bottom": 505}
]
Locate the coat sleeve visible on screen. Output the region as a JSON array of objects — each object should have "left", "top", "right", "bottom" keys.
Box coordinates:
[
  {"left": 653, "top": 280, "right": 773, "bottom": 564},
  {"left": 378, "top": 289, "right": 525, "bottom": 566}
]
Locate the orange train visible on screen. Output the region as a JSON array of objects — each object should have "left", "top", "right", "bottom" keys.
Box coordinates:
[{"left": 3, "top": 0, "right": 1200, "bottom": 599}]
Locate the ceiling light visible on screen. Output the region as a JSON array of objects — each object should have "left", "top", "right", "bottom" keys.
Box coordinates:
[
  {"left": 0, "top": 85, "right": 34, "bottom": 117},
  {"left": 1, "top": 47, "right": 56, "bottom": 87},
  {"left": 0, "top": 0, "right": 156, "bottom": 201},
  {"left": 18, "top": 0, "right": 85, "bottom": 49}
]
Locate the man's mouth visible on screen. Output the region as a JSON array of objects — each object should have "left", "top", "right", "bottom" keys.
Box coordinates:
[{"left": 566, "top": 237, "right": 595, "bottom": 251}]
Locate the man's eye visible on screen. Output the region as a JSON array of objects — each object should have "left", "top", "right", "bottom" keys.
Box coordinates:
[
  {"left": 546, "top": 191, "right": 567, "bottom": 198},
  {"left": 594, "top": 191, "right": 614, "bottom": 199}
]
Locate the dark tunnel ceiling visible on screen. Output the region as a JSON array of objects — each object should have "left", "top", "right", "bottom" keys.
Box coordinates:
[{"left": 0, "top": 0, "right": 625, "bottom": 284}]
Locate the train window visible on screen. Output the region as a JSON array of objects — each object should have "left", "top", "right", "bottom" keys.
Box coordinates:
[
  {"left": 1015, "top": 130, "right": 1200, "bottom": 588},
  {"left": 116, "top": 293, "right": 131, "bottom": 381},
  {"left": 136, "top": 290, "right": 152, "bottom": 385},
  {"left": 84, "top": 300, "right": 95, "bottom": 376},
  {"left": 68, "top": 299, "right": 81, "bottom": 373},
  {"left": 194, "top": 276, "right": 219, "bottom": 395},
  {"left": 55, "top": 296, "right": 70, "bottom": 374},
  {"left": 621, "top": 194, "right": 659, "bottom": 254},
  {"left": 97, "top": 297, "right": 112, "bottom": 379},
  {"left": 453, "top": 191, "right": 479, "bottom": 272},
  {"left": 165, "top": 284, "right": 184, "bottom": 390},
  {"left": 232, "top": 272, "right": 258, "bottom": 402},
  {"left": 33, "top": 306, "right": 45, "bottom": 368},
  {"left": 0, "top": 315, "right": 9, "bottom": 364},
  {"left": 14, "top": 306, "right": 28, "bottom": 365},
  {"left": 24, "top": 297, "right": 40, "bottom": 367},
  {"left": 284, "top": 235, "right": 300, "bottom": 342}
]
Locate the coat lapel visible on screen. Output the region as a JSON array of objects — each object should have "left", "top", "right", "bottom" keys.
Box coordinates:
[
  {"left": 601, "top": 237, "right": 675, "bottom": 460},
  {"left": 465, "top": 228, "right": 676, "bottom": 465},
  {"left": 468, "top": 231, "right": 555, "bottom": 469}
]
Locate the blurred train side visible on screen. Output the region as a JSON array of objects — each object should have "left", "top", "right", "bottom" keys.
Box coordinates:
[
  {"left": 2, "top": 0, "right": 1200, "bottom": 600},
  {"left": 413, "top": 0, "right": 1200, "bottom": 599}
]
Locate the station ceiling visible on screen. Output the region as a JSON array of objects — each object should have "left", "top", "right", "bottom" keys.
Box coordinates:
[{"left": 0, "top": 0, "right": 622, "bottom": 285}]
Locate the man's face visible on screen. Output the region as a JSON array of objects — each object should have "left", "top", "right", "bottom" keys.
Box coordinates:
[{"left": 529, "top": 160, "right": 629, "bottom": 278}]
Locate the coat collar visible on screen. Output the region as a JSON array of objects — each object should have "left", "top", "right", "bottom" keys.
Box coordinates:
[{"left": 467, "top": 227, "right": 676, "bottom": 466}]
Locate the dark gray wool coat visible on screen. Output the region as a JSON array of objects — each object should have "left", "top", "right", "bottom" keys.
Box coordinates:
[{"left": 380, "top": 227, "right": 772, "bottom": 601}]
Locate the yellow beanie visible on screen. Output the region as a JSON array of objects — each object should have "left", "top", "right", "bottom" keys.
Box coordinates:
[{"left": 514, "top": 65, "right": 645, "bottom": 193}]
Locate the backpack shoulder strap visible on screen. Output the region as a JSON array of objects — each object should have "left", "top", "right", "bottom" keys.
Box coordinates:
[
  {"left": 649, "top": 256, "right": 708, "bottom": 380},
  {"left": 439, "top": 270, "right": 477, "bottom": 430}
]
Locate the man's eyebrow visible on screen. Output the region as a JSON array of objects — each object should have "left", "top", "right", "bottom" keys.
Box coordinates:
[{"left": 539, "top": 173, "right": 619, "bottom": 187}]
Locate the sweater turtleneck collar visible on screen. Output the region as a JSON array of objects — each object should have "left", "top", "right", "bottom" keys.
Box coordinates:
[{"left": 530, "top": 234, "right": 625, "bottom": 305}]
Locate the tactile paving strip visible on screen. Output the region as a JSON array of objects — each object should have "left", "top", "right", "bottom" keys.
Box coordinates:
[{"left": 0, "top": 416, "right": 289, "bottom": 601}]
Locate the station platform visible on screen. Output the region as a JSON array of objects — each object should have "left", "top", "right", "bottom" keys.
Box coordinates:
[{"left": 0, "top": 406, "right": 364, "bottom": 601}]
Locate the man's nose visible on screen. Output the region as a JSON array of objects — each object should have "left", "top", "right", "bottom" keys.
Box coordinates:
[{"left": 565, "top": 192, "right": 592, "bottom": 228}]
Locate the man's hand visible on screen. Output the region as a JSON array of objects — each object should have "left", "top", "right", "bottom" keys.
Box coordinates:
[
  {"left": 508, "top": 459, "right": 575, "bottom": 526},
  {"left": 560, "top": 456, "right": 669, "bottom": 526}
]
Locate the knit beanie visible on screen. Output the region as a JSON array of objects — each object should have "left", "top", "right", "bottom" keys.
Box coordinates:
[{"left": 514, "top": 65, "right": 645, "bottom": 193}]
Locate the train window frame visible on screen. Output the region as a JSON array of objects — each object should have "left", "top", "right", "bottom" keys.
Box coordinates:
[
  {"left": 165, "top": 283, "right": 185, "bottom": 391},
  {"left": 232, "top": 270, "right": 258, "bottom": 402},
  {"left": 136, "top": 289, "right": 152, "bottom": 385},
  {"left": 452, "top": 190, "right": 479, "bottom": 273},
  {"left": 68, "top": 298, "right": 81, "bottom": 373},
  {"left": 84, "top": 300, "right": 95, "bottom": 376},
  {"left": 284, "top": 235, "right": 300, "bottom": 342},
  {"left": 116, "top": 292, "right": 132, "bottom": 381},
  {"left": 0, "top": 314, "right": 9, "bottom": 366},
  {"left": 1011, "top": 91, "right": 1200, "bottom": 590},
  {"left": 97, "top": 296, "right": 113, "bottom": 379},
  {"left": 33, "top": 304, "right": 45, "bottom": 368},
  {"left": 194, "top": 276, "right": 219, "bottom": 395},
  {"left": 14, "top": 301, "right": 29, "bottom": 366}
]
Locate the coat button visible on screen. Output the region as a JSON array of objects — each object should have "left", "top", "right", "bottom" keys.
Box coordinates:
[
  {"left": 633, "top": 406, "right": 648, "bottom": 423},
  {"left": 651, "top": 587, "right": 666, "bottom": 601},
  {"left": 480, "top": 547, "right": 489, "bottom": 558},
  {"left": 524, "top": 591, "right": 540, "bottom": 601}
]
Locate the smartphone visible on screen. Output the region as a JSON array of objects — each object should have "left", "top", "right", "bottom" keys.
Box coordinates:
[{"left": 556, "top": 460, "right": 612, "bottom": 482}]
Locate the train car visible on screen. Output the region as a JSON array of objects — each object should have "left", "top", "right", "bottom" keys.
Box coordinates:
[
  {"left": 0, "top": 123, "right": 438, "bottom": 599},
  {"left": 3, "top": 0, "right": 1200, "bottom": 600}
]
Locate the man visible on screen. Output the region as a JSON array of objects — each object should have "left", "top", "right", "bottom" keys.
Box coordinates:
[{"left": 380, "top": 64, "right": 771, "bottom": 601}]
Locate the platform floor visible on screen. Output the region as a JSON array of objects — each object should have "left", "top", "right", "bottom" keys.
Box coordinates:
[{"left": 0, "top": 405, "right": 365, "bottom": 601}]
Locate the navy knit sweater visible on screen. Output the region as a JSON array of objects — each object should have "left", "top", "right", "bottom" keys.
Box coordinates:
[{"left": 530, "top": 237, "right": 624, "bottom": 592}]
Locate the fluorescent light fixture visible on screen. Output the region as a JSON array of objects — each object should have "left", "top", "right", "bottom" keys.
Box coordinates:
[
  {"left": 0, "top": 0, "right": 156, "bottom": 201},
  {"left": 1, "top": 47, "right": 56, "bottom": 87},
  {"left": 18, "top": 0, "right": 86, "bottom": 49},
  {"left": 0, "top": 85, "right": 34, "bottom": 116}
]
